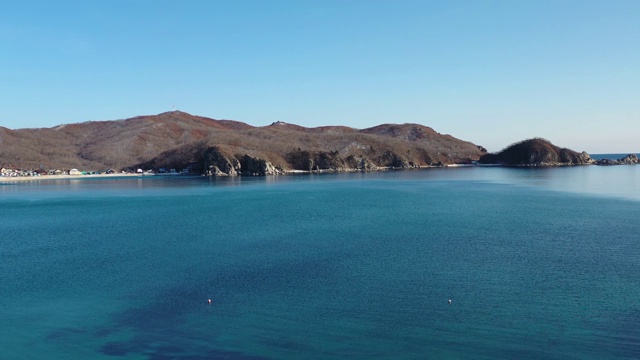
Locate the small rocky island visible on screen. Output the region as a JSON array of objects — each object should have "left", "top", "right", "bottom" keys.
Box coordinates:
[
  {"left": 478, "top": 138, "right": 593, "bottom": 166},
  {"left": 478, "top": 138, "right": 638, "bottom": 167}
]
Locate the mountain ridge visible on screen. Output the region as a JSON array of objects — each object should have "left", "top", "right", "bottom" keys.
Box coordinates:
[{"left": 0, "top": 111, "right": 485, "bottom": 173}]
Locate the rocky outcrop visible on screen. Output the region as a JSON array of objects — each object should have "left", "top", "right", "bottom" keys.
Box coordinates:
[
  {"left": 619, "top": 154, "right": 638, "bottom": 164},
  {"left": 202, "top": 146, "right": 240, "bottom": 176},
  {"left": 285, "top": 150, "right": 349, "bottom": 171},
  {"left": 595, "top": 158, "right": 618, "bottom": 166},
  {"left": 376, "top": 151, "right": 415, "bottom": 168},
  {"left": 282, "top": 149, "right": 424, "bottom": 173},
  {"left": 201, "top": 147, "right": 282, "bottom": 176},
  {"left": 344, "top": 155, "right": 379, "bottom": 172},
  {"left": 577, "top": 151, "right": 593, "bottom": 164},
  {"left": 239, "top": 155, "right": 280, "bottom": 175},
  {"left": 479, "top": 138, "right": 593, "bottom": 166},
  {"left": 595, "top": 154, "right": 639, "bottom": 166}
]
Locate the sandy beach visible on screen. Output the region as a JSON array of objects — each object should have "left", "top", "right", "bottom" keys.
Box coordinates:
[{"left": 0, "top": 173, "right": 147, "bottom": 183}]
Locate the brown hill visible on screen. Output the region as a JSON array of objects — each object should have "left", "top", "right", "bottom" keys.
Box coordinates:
[
  {"left": 478, "top": 138, "right": 592, "bottom": 166},
  {"left": 0, "top": 111, "right": 486, "bottom": 174}
]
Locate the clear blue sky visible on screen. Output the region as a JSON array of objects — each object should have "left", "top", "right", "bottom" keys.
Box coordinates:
[{"left": 1, "top": 0, "right": 638, "bottom": 153}]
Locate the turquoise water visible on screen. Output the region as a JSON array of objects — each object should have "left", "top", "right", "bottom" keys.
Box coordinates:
[{"left": 1, "top": 168, "right": 639, "bottom": 359}]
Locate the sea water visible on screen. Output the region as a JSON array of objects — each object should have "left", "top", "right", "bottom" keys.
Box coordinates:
[
  {"left": 589, "top": 153, "right": 639, "bottom": 160},
  {"left": 1, "top": 167, "right": 639, "bottom": 359}
]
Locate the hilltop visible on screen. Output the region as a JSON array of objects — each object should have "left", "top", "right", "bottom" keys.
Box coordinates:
[
  {"left": 478, "top": 138, "right": 593, "bottom": 166},
  {"left": 0, "top": 111, "right": 485, "bottom": 174}
]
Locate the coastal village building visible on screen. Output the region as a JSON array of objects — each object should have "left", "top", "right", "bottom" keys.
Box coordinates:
[{"left": 1, "top": 167, "right": 17, "bottom": 176}]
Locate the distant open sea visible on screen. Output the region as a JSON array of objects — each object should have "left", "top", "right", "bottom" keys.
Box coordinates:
[
  {"left": 590, "top": 153, "right": 639, "bottom": 160},
  {"left": 1, "top": 166, "right": 639, "bottom": 359}
]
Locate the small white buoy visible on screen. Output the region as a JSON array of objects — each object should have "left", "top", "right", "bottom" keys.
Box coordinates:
[
  {"left": 448, "top": 299, "right": 452, "bottom": 305},
  {"left": 208, "top": 299, "right": 212, "bottom": 305}
]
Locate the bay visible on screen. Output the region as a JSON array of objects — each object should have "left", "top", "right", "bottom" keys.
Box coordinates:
[{"left": 1, "top": 167, "right": 639, "bottom": 359}]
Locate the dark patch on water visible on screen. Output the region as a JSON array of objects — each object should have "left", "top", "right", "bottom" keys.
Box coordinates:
[
  {"left": 147, "top": 349, "right": 269, "bottom": 360},
  {"left": 92, "top": 254, "right": 342, "bottom": 359},
  {"left": 100, "top": 337, "right": 270, "bottom": 359},
  {"left": 262, "top": 338, "right": 315, "bottom": 352},
  {"left": 101, "top": 341, "right": 132, "bottom": 356},
  {"left": 153, "top": 344, "right": 185, "bottom": 353},
  {"left": 110, "top": 251, "right": 342, "bottom": 325}
]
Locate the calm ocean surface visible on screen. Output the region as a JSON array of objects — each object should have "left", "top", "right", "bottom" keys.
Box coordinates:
[{"left": 1, "top": 166, "right": 639, "bottom": 359}]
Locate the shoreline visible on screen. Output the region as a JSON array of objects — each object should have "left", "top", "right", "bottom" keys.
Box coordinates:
[
  {"left": 0, "top": 173, "right": 145, "bottom": 183},
  {"left": 4, "top": 161, "right": 638, "bottom": 184},
  {"left": 2, "top": 166, "right": 443, "bottom": 182}
]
